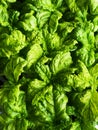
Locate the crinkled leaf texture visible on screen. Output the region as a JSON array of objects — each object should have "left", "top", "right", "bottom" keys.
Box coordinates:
[
  {"left": 0, "top": 0, "right": 98, "bottom": 130},
  {"left": 4, "top": 56, "right": 27, "bottom": 82}
]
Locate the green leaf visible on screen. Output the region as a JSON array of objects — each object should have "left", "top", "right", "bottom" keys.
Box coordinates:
[
  {"left": 15, "top": 118, "right": 28, "bottom": 130},
  {"left": 37, "top": 10, "right": 51, "bottom": 28},
  {"left": 32, "top": 0, "right": 54, "bottom": 11},
  {"left": 31, "top": 85, "right": 54, "bottom": 123},
  {"left": 90, "top": 64, "right": 98, "bottom": 79},
  {"left": 4, "top": 57, "right": 27, "bottom": 82},
  {"left": 70, "top": 121, "right": 81, "bottom": 130},
  {"left": 0, "top": 83, "right": 27, "bottom": 119},
  {"left": 1, "top": 118, "right": 29, "bottom": 130},
  {"left": 93, "top": 16, "right": 98, "bottom": 32},
  {"left": 0, "top": 30, "right": 26, "bottom": 58},
  {"left": 53, "top": 0, "right": 63, "bottom": 8},
  {"left": 46, "top": 33, "right": 61, "bottom": 51},
  {"left": 35, "top": 61, "right": 51, "bottom": 83},
  {"left": 53, "top": 84, "right": 69, "bottom": 122},
  {"left": 89, "top": 64, "right": 98, "bottom": 90},
  {"left": 6, "top": 0, "right": 16, "bottom": 2},
  {"left": 49, "top": 10, "right": 62, "bottom": 33},
  {"left": 73, "top": 60, "right": 92, "bottom": 90},
  {"left": 26, "top": 43, "right": 43, "bottom": 68},
  {"left": 65, "top": 0, "right": 78, "bottom": 13},
  {"left": 72, "top": 90, "right": 98, "bottom": 124},
  {"left": 51, "top": 51, "right": 72, "bottom": 75},
  {"left": 4, "top": 122, "right": 15, "bottom": 130},
  {"left": 76, "top": 47, "right": 95, "bottom": 67},
  {"left": 89, "top": 0, "right": 98, "bottom": 14},
  {"left": 0, "top": 5, "right": 9, "bottom": 26},
  {"left": 95, "top": 34, "right": 98, "bottom": 51},
  {"left": 8, "top": 10, "right": 20, "bottom": 25},
  {"left": 28, "top": 79, "right": 46, "bottom": 98},
  {"left": 80, "top": 90, "right": 98, "bottom": 130},
  {"left": 0, "top": 0, "right": 98, "bottom": 129},
  {"left": 19, "top": 11, "right": 37, "bottom": 31}
]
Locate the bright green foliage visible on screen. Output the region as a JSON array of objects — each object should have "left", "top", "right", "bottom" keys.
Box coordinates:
[
  {"left": 0, "top": 0, "right": 98, "bottom": 130},
  {"left": 0, "top": 30, "right": 26, "bottom": 58},
  {"left": 4, "top": 57, "right": 27, "bottom": 82},
  {"left": 19, "top": 11, "right": 37, "bottom": 31},
  {"left": 51, "top": 51, "right": 72, "bottom": 75}
]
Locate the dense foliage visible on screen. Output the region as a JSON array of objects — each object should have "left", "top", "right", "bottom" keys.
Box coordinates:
[{"left": 0, "top": 0, "right": 98, "bottom": 129}]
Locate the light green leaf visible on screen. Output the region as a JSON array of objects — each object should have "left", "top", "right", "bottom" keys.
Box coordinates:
[
  {"left": 46, "top": 33, "right": 61, "bottom": 51},
  {"left": 26, "top": 43, "right": 43, "bottom": 68},
  {"left": 4, "top": 57, "right": 27, "bottom": 82},
  {"left": 53, "top": 84, "right": 69, "bottom": 121},
  {"left": 6, "top": 0, "right": 16, "bottom": 2},
  {"left": 73, "top": 60, "right": 92, "bottom": 90},
  {"left": 0, "top": 5, "right": 9, "bottom": 26},
  {"left": 37, "top": 10, "right": 51, "bottom": 28},
  {"left": 33, "top": 0, "right": 53, "bottom": 11},
  {"left": 51, "top": 51, "right": 72, "bottom": 75},
  {"left": 28, "top": 79, "right": 46, "bottom": 97},
  {"left": 72, "top": 90, "right": 98, "bottom": 121},
  {"left": 65, "top": 0, "right": 78, "bottom": 12},
  {"left": 35, "top": 62, "right": 51, "bottom": 83},
  {"left": 90, "top": 64, "right": 98, "bottom": 79},
  {"left": 32, "top": 85, "right": 55, "bottom": 123},
  {"left": 19, "top": 11, "right": 37, "bottom": 31},
  {"left": 76, "top": 47, "right": 95, "bottom": 67},
  {"left": 49, "top": 10, "right": 62, "bottom": 33},
  {"left": 89, "top": 0, "right": 98, "bottom": 14},
  {"left": 0, "top": 83, "right": 27, "bottom": 119},
  {"left": 93, "top": 16, "right": 98, "bottom": 32},
  {"left": 80, "top": 90, "right": 98, "bottom": 121},
  {"left": 95, "top": 34, "right": 98, "bottom": 50},
  {"left": 0, "top": 30, "right": 26, "bottom": 58},
  {"left": 89, "top": 64, "right": 98, "bottom": 90},
  {"left": 70, "top": 121, "right": 81, "bottom": 130}
]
